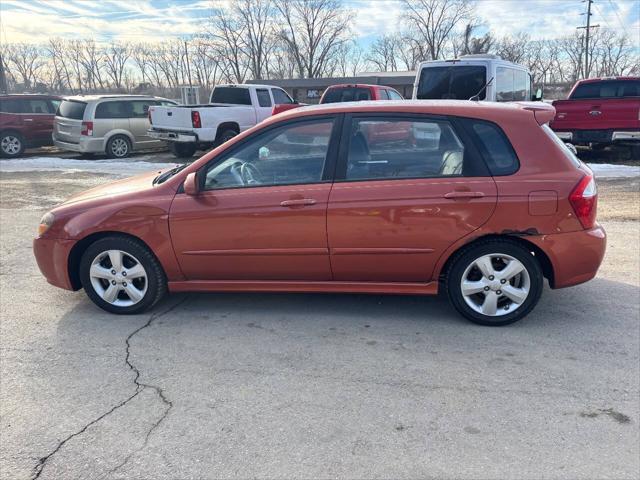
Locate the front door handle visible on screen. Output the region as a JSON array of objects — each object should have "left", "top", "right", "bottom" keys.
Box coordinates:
[
  {"left": 444, "top": 191, "right": 485, "bottom": 199},
  {"left": 280, "top": 198, "right": 317, "bottom": 207},
  {"left": 23, "top": 118, "right": 34, "bottom": 122}
]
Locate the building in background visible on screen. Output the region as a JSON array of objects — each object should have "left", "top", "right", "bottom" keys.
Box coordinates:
[{"left": 247, "top": 71, "right": 416, "bottom": 103}]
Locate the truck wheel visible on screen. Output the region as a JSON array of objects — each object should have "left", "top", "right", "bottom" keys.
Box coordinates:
[
  {"left": 106, "top": 135, "right": 131, "bottom": 159},
  {"left": 215, "top": 129, "right": 238, "bottom": 147},
  {"left": 0, "top": 131, "right": 25, "bottom": 158},
  {"left": 170, "top": 142, "right": 197, "bottom": 158}
]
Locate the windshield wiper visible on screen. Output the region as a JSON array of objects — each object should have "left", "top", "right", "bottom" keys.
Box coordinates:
[{"left": 152, "top": 163, "right": 189, "bottom": 185}]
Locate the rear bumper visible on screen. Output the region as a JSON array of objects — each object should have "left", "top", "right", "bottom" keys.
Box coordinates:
[
  {"left": 529, "top": 225, "right": 607, "bottom": 289},
  {"left": 33, "top": 236, "right": 76, "bottom": 290},
  {"left": 148, "top": 129, "right": 197, "bottom": 143},
  {"left": 553, "top": 129, "right": 640, "bottom": 144},
  {"left": 53, "top": 136, "right": 105, "bottom": 153}
]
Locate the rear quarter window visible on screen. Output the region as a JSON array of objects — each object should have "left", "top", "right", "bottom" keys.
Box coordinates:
[
  {"left": 0, "top": 99, "right": 25, "bottom": 113},
  {"left": 57, "top": 100, "right": 87, "bottom": 120},
  {"left": 464, "top": 119, "right": 519, "bottom": 175}
]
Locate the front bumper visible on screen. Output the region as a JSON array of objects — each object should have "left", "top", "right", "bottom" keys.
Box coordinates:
[
  {"left": 148, "top": 129, "right": 197, "bottom": 143},
  {"left": 33, "top": 236, "right": 77, "bottom": 290},
  {"left": 529, "top": 225, "right": 607, "bottom": 289}
]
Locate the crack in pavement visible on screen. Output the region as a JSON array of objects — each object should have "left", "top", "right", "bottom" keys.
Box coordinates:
[{"left": 31, "top": 296, "right": 188, "bottom": 480}]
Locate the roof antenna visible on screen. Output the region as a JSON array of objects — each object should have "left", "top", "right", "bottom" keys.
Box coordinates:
[{"left": 469, "top": 76, "right": 494, "bottom": 102}]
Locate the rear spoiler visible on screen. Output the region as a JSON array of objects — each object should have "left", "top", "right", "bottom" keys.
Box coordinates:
[{"left": 514, "top": 101, "right": 556, "bottom": 125}]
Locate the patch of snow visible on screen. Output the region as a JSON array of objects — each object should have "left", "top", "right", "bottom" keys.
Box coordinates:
[
  {"left": 0, "top": 157, "right": 178, "bottom": 176},
  {"left": 586, "top": 163, "right": 640, "bottom": 179}
]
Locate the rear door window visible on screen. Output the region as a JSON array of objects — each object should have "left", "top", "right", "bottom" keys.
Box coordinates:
[
  {"left": 57, "top": 100, "right": 87, "bottom": 119},
  {"left": 322, "top": 88, "right": 372, "bottom": 103},
  {"left": 256, "top": 89, "right": 272, "bottom": 107},
  {"left": 210, "top": 87, "right": 252, "bottom": 105},
  {"left": 95, "top": 101, "right": 131, "bottom": 119},
  {"left": 0, "top": 99, "right": 26, "bottom": 113},
  {"left": 464, "top": 119, "right": 519, "bottom": 175}
]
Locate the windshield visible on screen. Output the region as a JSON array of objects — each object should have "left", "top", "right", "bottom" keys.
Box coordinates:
[
  {"left": 57, "top": 100, "right": 87, "bottom": 119},
  {"left": 210, "top": 87, "right": 252, "bottom": 105},
  {"left": 417, "top": 65, "right": 486, "bottom": 100}
]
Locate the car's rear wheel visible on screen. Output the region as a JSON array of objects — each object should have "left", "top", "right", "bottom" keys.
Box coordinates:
[
  {"left": 446, "top": 239, "right": 543, "bottom": 326},
  {"left": 79, "top": 236, "right": 166, "bottom": 314},
  {"left": 169, "top": 142, "right": 197, "bottom": 158},
  {"left": 0, "top": 132, "right": 25, "bottom": 158},
  {"left": 106, "top": 135, "right": 132, "bottom": 159}
]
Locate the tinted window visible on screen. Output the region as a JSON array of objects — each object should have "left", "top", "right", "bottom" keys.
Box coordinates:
[
  {"left": 388, "top": 90, "right": 404, "bottom": 100},
  {"left": 23, "top": 99, "right": 50, "bottom": 114},
  {"left": 571, "top": 80, "right": 640, "bottom": 99},
  {"left": 95, "top": 101, "right": 131, "bottom": 119},
  {"left": 467, "top": 119, "right": 519, "bottom": 175},
  {"left": 272, "top": 88, "right": 294, "bottom": 104},
  {"left": 0, "top": 99, "right": 25, "bottom": 113},
  {"left": 344, "top": 117, "right": 468, "bottom": 181},
  {"left": 496, "top": 68, "right": 531, "bottom": 102},
  {"left": 379, "top": 89, "right": 390, "bottom": 100},
  {"left": 49, "top": 99, "right": 61, "bottom": 113},
  {"left": 57, "top": 100, "right": 87, "bottom": 120},
  {"left": 210, "top": 87, "right": 251, "bottom": 105},
  {"left": 256, "top": 89, "right": 272, "bottom": 107},
  {"left": 322, "top": 87, "right": 372, "bottom": 103},
  {"left": 204, "top": 119, "right": 335, "bottom": 190},
  {"left": 417, "top": 66, "right": 486, "bottom": 100},
  {"left": 131, "top": 100, "right": 156, "bottom": 118},
  {"left": 514, "top": 70, "right": 530, "bottom": 101}
]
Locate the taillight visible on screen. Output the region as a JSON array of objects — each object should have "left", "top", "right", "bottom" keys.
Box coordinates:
[
  {"left": 569, "top": 174, "right": 597, "bottom": 229},
  {"left": 81, "top": 121, "right": 93, "bottom": 136},
  {"left": 191, "top": 110, "right": 201, "bottom": 129}
]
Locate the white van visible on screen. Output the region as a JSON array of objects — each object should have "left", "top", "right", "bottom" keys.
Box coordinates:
[{"left": 413, "top": 54, "right": 540, "bottom": 102}]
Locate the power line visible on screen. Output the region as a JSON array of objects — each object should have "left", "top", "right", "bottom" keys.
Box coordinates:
[{"left": 606, "top": 0, "right": 632, "bottom": 37}]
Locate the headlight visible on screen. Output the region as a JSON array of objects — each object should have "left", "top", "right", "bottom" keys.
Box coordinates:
[{"left": 38, "top": 212, "right": 55, "bottom": 236}]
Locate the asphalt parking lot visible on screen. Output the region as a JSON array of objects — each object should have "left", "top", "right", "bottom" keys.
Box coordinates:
[{"left": 1, "top": 150, "right": 639, "bottom": 479}]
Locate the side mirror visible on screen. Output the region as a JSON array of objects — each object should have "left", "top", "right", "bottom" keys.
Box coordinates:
[
  {"left": 532, "top": 88, "right": 543, "bottom": 101},
  {"left": 184, "top": 172, "right": 199, "bottom": 195}
]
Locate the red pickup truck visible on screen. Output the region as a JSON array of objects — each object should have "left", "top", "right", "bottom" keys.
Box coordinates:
[
  {"left": 550, "top": 77, "right": 639, "bottom": 155},
  {"left": 0, "top": 94, "right": 62, "bottom": 158}
]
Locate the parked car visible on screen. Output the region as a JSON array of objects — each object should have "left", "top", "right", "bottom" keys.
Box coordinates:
[
  {"left": 0, "top": 94, "right": 61, "bottom": 158},
  {"left": 148, "top": 84, "right": 296, "bottom": 158},
  {"left": 52, "top": 95, "right": 177, "bottom": 159},
  {"left": 33, "top": 100, "right": 605, "bottom": 326},
  {"left": 271, "top": 83, "right": 405, "bottom": 116},
  {"left": 413, "top": 54, "right": 541, "bottom": 102},
  {"left": 551, "top": 77, "right": 640, "bottom": 155}
]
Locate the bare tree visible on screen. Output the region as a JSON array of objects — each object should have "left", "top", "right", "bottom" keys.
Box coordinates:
[
  {"left": 401, "top": 0, "right": 471, "bottom": 61},
  {"left": 495, "top": 33, "right": 530, "bottom": 64},
  {"left": 274, "top": 0, "right": 353, "bottom": 78},
  {"left": 236, "top": 0, "right": 274, "bottom": 80},
  {"left": 594, "top": 30, "right": 636, "bottom": 76},
  {"left": 103, "top": 42, "right": 131, "bottom": 90},
  {"left": 3, "top": 43, "right": 46, "bottom": 89},
  {"left": 455, "top": 23, "right": 494, "bottom": 56},
  {"left": 366, "top": 35, "right": 401, "bottom": 72}
]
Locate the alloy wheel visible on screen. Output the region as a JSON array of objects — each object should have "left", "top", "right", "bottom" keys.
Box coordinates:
[
  {"left": 89, "top": 250, "right": 148, "bottom": 307},
  {"left": 1, "top": 135, "right": 22, "bottom": 155},
  {"left": 111, "top": 138, "right": 129, "bottom": 157},
  {"left": 460, "top": 253, "right": 530, "bottom": 317}
]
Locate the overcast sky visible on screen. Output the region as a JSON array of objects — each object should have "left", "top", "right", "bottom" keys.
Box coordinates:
[{"left": 1, "top": 0, "right": 638, "bottom": 48}]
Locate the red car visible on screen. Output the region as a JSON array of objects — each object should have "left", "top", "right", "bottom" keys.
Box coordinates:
[
  {"left": 0, "top": 94, "right": 61, "bottom": 158},
  {"left": 34, "top": 100, "right": 605, "bottom": 326},
  {"left": 551, "top": 77, "right": 640, "bottom": 154}
]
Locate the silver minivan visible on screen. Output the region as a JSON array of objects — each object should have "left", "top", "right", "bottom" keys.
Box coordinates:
[{"left": 53, "top": 95, "right": 177, "bottom": 158}]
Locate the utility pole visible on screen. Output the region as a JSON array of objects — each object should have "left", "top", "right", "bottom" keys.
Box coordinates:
[
  {"left": 577, "top": 0, "right": 600, "bottom": 78},
  {"left": 184, "top": 40, "right": 193, "bottom": 90}
]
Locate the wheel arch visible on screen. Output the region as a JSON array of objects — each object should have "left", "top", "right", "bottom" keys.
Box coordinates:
[
  {"left": 68, "top": 231, "right": 165, "bottom": 290},
  {"left": 216, "top": 122, "right": 240, "bottom": 139},
  {"left": 438, "top": 234, "right": 555, "bottom": 288},
  {"left": 105, "top": 130, "right": 135, "bottom": 150}
]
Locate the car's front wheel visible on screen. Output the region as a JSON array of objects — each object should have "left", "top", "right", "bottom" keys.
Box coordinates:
[
  {"left": 0, "top": 132, "right": 25, "bottom": 158},
  {"left": 446, "top": 239, "right": 543, "bottom": 326},
  {"left": 79, "top": 236, "right": 166, "bottom": 314}
]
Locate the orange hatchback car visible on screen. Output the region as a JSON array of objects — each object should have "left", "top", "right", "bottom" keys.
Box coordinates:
[{"left": 34, "top": 101, "right": 606, "bottom": 325}]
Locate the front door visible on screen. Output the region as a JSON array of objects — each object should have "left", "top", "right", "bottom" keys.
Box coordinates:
[
  {"left": 170, "top": 116, "right": 340, "bottom": 281},
  {"left": 327, "top": 115, "right": 498, "bottom": 282}
]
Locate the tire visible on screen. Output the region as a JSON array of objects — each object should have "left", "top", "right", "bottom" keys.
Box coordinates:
[
  {"left": 630, "top": 144, "right": 640, "bottom": 161},
  {"left": 79, "top": 235, "right": 167, "bottom": 315},
  {"left": 0, "top": 131, "right": 25, "bottom": 158},
  {"left": 215, "top": 128, "right": 238, "bottom": 147},
  {"left": 446, "top": 238, "right": 544, "bottom": 326},
  {"left": 106, "top": 135, "right": 132, "bottom": 159},
  {"left": 169, "top": 142, "right": 197, "bottom": 158}
]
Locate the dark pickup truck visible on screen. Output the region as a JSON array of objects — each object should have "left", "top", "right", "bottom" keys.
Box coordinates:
[{"left": 550, "top": 77, "right": 639, "bottom": 155}]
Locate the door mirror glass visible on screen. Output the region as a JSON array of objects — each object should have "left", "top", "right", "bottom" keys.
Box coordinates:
[
  {"left": 533, "top": 88, "right": 543, "bottom": 101},
  {"left": 184, "top": 172, "right": 199, "bottom": 195}
]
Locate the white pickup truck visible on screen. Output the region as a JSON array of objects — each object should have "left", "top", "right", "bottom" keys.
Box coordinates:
[{"left": 148, "top": 84, "right": 297, "bottom": 158}]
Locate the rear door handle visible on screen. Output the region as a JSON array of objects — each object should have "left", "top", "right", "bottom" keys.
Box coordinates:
[
  {"left": 23, "top": 118, "right": 33, "bottom": 122},
  {"left": 280, "top": 198, "right": 317, "bottom": 207},
  {"left": 444, "top": 191, "right": 485, "bottom": 199}
]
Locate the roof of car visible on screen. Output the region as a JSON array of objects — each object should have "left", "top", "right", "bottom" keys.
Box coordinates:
[
  {"left": 574, "top": 76, "right": 640, "bottom": 84},
  {"left": 62, "top": 94, "right": 165, "bottom": 102},
  {"left": 0, "top": 94, "right": 62, "bottom": 99},
  {"left": 325, "top": 84, "right": 387, "bottom": 90},
  {"left": 270, "top": 99, "right": 555, "bottom": 125}
]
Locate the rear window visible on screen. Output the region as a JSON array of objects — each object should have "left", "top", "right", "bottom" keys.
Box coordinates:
[
  {"left": 210, "top": 87, "right": 251, "bottom": 105},
  {"left": 571, "top": 80, "right": 640, "bottom": 99},
  {"left": 57, "top": 100, "right": 87, "bottom": 120},
  {"left": 464, "top": 119, "right": 519, "bottom": 175},
  {"left": 321, "top": 87, "right": 372, "bottom": 103},
  {"left": 417, "top": 66, "right": 486, "bottom": 100}
]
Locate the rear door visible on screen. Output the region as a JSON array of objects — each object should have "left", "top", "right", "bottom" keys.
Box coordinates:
[
  {"left": 253, "top": 88, "right": 273, "bottom": 123},
  {"left": 129, "top": 100, "right": 158, "bottom": 149},
  {"left": 327, "top": 114, "right": 497, "bottom": 282},
  {"left": 94, "top": 101, "right": 131, "bottom": 141}
]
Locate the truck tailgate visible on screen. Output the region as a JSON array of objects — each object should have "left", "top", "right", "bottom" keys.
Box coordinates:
[
  {"left": 149, "top": 106, "right": 193, "bottom": 131},
  {"left": 551, "top": 98, "right": 640, "bottom": 131}
]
